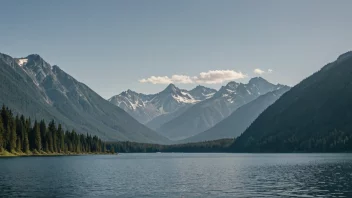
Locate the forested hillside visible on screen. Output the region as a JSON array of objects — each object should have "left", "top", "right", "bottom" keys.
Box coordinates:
[
  {"left": 0, "top": 105, "right": 108, "bottom": 155},
  {"left": 0, "top": 53, "right": 169, "bottom": 144},
  {"left": 232, "top": 51, "right": 352, "bottom": 152}
]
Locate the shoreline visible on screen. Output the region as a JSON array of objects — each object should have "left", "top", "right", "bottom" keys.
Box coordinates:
[{"left": 0, "top": 150, "right": 117, "bottom": 158}]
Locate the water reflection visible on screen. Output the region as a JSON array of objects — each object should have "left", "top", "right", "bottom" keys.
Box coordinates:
[{"left": 0, "top": 154, "right": 352, "bottom": 197}]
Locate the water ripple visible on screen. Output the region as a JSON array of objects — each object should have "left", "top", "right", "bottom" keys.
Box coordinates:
[{"left": 1, "top": 153, "right": 352, "bottom": 197}]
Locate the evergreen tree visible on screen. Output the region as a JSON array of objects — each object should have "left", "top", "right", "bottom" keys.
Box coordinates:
[
  {"left": 57, "top": 124, "right": 65, "bottom": 153},
  {"left": 23, "top": 130, "right": 30, "bottom": 153},
  {"left": 33, "top": 121, "right": 41, "bottom": 151},
  {"left": 0, "top": 117, "right": 4, "bottom": 151},
  {"left": 1, "top": 106, "right": 10, "bottom": 150},
  {"left": 47, "top": 120, "right": 56, "bottom": 152},
  {"left": 9, "top": 118, "right": 17, "bottom": 152},
  {"left": 0, "top": 105, "right": 106, "bottom": 155},
  {"left": 16, "top": 137, "right": 22, "bottom": 152},
  {"left": 15, "top": 115, "right": 24, "bottom": 152},
  {"left": 22, "top": 118, "right": 30, "bottom": 153},
  {"left": 39, "top": 120, "right": 46, "bottom": 151}
]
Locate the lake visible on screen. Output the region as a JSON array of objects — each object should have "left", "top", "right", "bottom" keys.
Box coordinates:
[{"left": 1, "top": 153, "right": 352, "bottom": 197}]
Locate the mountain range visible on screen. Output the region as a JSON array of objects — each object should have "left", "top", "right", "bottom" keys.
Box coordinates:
[
  {"left": 182, "top": 85, "right": 290, "bottom": 143},
  {"left": 232, "top": 51, "right": 352, "bottom": 152},
  {"left": 108, "top": 84, "right": 216, "bottom": 124},
  {"left": 109, "top": 77, "right": 288, "bottom": 141},
  {"left": 2, "top": 50, "right": 352, "bottom": 152},
  {"left": 0, "top": 53, "right": 169, "bottom": 144},
  {"left": 155, "top": 78, "right": 286, "bottom": 140}
]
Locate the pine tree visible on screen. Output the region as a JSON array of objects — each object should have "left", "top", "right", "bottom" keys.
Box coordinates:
[
  {"left": 33, "top": 121, "right": 41, "bottom": 151},
  {"left": 15, "top": 115, "right": 24, "bottom": 152},
  {"left": 1, "top": 106, "right": 10, "bottom": 151},
  {"left": 48, "top": 120, "right": 56, "bottom": 152},
  {"left": 23, "top": 118, "right": 30, "bottom": 153},
  {"left": 39, "top": 120, "right": 46, "bottom": 151},
  {"left": 23, "top": 130, "right": 30, "bottom": 153},
  {"left": 57, "top": 124, "right": 65, "bottom": 153},
  {"left": 53, "top": 130, "right": 57, "bottom": 153},
  {"left": 0, "top": 117, "right": 4, "bottom": 151},
  {"left": 16, "top": 137, "right": 22, "bottom": 152},
  {"left": 9, "top": 118, "right": 17, "bottom": 152}
]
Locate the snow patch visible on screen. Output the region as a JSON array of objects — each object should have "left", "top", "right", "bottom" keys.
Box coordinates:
[
  {"left": 227, "top": 99, "right": 234, "bottom": 103},
  {"left": 172, "top": 94, "right": 198, "bottom": 104},
  {"left": 204, "top": 92, "right": 215, "bottom": 99},
  {"left": 17, "top": 59, "right": 28, "bottom": 67}
]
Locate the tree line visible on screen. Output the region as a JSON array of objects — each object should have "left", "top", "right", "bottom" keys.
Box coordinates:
[
  {"left": 0, "top": 104, "right": 235, "bottom": 155},
  {"left": 106, "top": 138, "right": 234, "bottom": 153},
  {"left": 231, "top": 129, "right": 352, "bottom": 153},
  {"left": 0, "top": 105, "right": 110, "bottom": 154}
]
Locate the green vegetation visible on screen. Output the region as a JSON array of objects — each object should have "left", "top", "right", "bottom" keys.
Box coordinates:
[
  {"left": 0, "top": 104, "right": 233, "bottom": 156},
  {"left": 232, "top": 52, "right": 352, "bottom": 153},
  {"left": 106, "top": 138, "right": 234, "bottom": 153},
  {"left": 0, "top": 105, "right": 113, "bottom": 156}
]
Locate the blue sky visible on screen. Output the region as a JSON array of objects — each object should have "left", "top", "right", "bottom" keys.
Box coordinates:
[{"left": 1, "top": 0, "right": 352, "bottom": 98}]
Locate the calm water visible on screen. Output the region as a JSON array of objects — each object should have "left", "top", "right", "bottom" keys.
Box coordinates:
[{"left": 1, "top": 153, "right": 352, "bottom": 197}]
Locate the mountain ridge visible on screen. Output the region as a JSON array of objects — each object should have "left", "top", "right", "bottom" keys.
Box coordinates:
[
  {"left": 109, "top": 83, "right": 216, "bottom": 124},
  {"left": 0, "top": 52, "right": 170, "bottom": 144},
  {"left": 182, "top": 85, "right": 291, "bottom": 143},
  {"left": 157, "top": 77, "right": 286, "bottom": 140},
  {"left": 232, "top": 51, "right": 352, "bottom": 152}
]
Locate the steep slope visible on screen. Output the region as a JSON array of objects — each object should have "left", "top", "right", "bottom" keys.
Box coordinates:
[
  {"left": 188, "top": 85, "right": 216, "bottom": 100},
  {"left": 109, "top": 84, "right": 216, "bottom": 124},
  {"left": 145, "top": 105, "right": 191, "bottom": 130},
  {"left": 108, "top": 90, "right": 158, "bottom": 124},
  {"left": 232, "top": 51, "right": 352, "bottom": 152},
  {"left": 158, "top": 77, "right": 285, "bottom": 140},
  {"left": 145, "top": 85, "right": 216, "bottom": 129},
  {"left": 0, "top": 53, "right": 169, "bottom": 144},
  {"left": 183, "top": 86, "right": 290, "bottom": 143}
]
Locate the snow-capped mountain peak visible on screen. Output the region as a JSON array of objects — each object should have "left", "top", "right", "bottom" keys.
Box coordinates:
[
  {"left": 109, "top": 84, "right": 217, "bottom": 123},
  {"left": 156, "top": 77, "right": 289, "bottom": 141},
  {"left": 189, "top": 85, "right": 217, "bottom": 100}
]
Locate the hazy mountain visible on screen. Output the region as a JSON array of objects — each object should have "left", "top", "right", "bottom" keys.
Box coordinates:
[
  {"left": 157, "top": 77, "right": 285, "bottom": 140},
  {"left": 182, "top": 86, "right": 290, "bottom": 143},
  {"left": 0, "top": 52, "right": 169, "bottom": 144},
  {"left": 189, "top": 85, "right": 217, "bottom": 100},
  {"left": 145, "top": 105, "right": 191, "bottom": 130},
  {"left": 109, "top": 84, "right": 216, "bottom": 124},
  {"left": 232, "top": 51, "right": 352, "bottom": 152}
]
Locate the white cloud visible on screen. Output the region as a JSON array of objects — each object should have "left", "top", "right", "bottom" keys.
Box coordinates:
[
  {"left": 254, "top": 68, "right": 265, "bottom": 75},
  {"left": 139, "top": 76, "right": 172, "bottom": 84},
  {"left": 139, "top": 70, "right": 247, "bottom": 84},
  {"left": 171, "top": 75, "right": 193, "bottom": 84},
  {"left": 194, "top": 70, "right": 247, "bottom": 84},
  {"left": 253, "top": 68, "right": 273, "bottom": 75}
]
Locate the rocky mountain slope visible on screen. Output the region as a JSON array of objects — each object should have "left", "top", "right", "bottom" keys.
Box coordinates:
[
  {"left": 157, "top": 77, "right": 286, "bottom": 140},
  {"left": 0, "top": 53, "right": 169, "bottom": 144},
  {"left": 183, "top": 86, "right": 290, "bottom": 143},
  {"left": 109, "top": 84, "right": 216, "bottom": 124}
]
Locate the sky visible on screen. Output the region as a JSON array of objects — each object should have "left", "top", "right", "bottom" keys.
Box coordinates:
[{"left": 1, "top": 0, "right": 352, "bottom": 98}]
